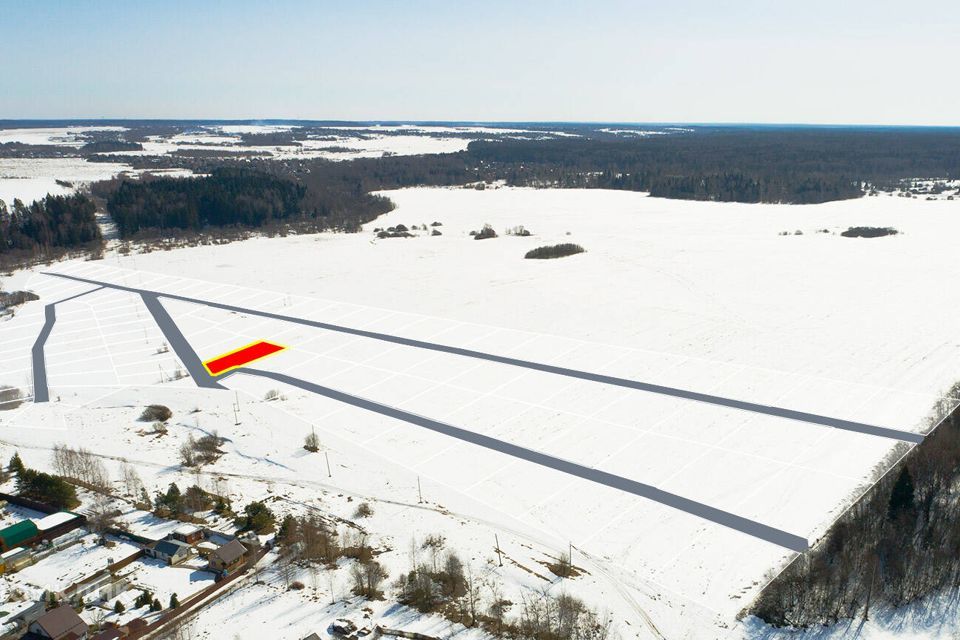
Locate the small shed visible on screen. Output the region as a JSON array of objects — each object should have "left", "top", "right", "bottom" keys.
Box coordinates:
[
  {"left": 0, "top": 546, "right": 32, "bottom": 573},
  {"left": 0, "top": 519, "right": 38, "bottom": 551},
  {"left": 35, "top": 511, "right": 84, "bottom": 542},
  {"left": 171, "top": 524, "right": 203, "bottom": 545}
]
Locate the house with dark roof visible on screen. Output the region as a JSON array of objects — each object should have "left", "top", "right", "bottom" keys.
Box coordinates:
[
  {"left": 24, "top": 604, "right": 87, "bottom": 639},
  {"left": 146, "top": 539, "right": 192, "bottom": 565},
  {"left": 207, "top": 538, "right": 246, "bottom": 575}
]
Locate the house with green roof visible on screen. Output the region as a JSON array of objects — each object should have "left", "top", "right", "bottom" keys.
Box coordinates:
[{"left": 0, "top": 520, "right": 39, "bottom": 551}]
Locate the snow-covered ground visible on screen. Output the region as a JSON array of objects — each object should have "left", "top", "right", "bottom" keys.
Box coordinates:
[
  {"left": 2, "top": 187, "right": 960, "bottom": 639},
  {"left": 0, "top": 158, "right": 132, "bottom": 205},
  {"left": 0, "top": 126, "right": 127, "bottom": 147}
]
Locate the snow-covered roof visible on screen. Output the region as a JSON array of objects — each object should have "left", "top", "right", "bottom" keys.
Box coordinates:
[
  {"left": 1, "top": 546, "right": 29, "bottom": 559},
  {"left": 35, "top": 511, "right": 79, "bottom": 531},
  {"left": 173, "top": 523, "right": 200, "bottom": 536}
]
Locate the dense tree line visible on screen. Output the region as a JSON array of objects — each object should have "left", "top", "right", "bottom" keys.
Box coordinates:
[
  {"left": 0, "top": 193, "right": 101, "bottom": 266},
  {"left": 79, "top": 140, "right": 143, "bottom": 154},
  {"left": 105, "top": 166, "right": 393, "bottom": 238},
  {"left": 107, "top": 167, "right": 306, "bottom": 237},
  {"left": 92, "top": 126, "right": 960, "bottom": 211},
  {"left": 466, "top": 127, "right": 960, "bottom": 204},
  {"left": 749, "top": 384, "right": 960, "bottom": 626}
]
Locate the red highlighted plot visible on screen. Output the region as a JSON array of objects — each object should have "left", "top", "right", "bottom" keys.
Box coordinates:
[{"left": 203, "top": 340, "right": 286, "bottom": 376}]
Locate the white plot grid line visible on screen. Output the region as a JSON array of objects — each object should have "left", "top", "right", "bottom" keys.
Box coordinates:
[{"left": 43, "top": 262, "right": 952, "bottom": 405}]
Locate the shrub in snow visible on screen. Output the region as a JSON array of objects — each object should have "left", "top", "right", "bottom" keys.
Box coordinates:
[
  {"left": 524, "top": 244, "right": 585, "bottom": 260},
  {"left": 472, "top": 224, "right": 497, "bottom": 240},
  {"left": 139, "top": 404, "right": 172, "bottom": 422},
  {"left": 841, "top": 226, "right": 899, "bottom": 238},
  {"left": 304, "top": 429, "right": 320, "bottom": 453}
]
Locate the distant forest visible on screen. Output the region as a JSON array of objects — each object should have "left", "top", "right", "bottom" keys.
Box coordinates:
[
  {"left": 279, "top": 127, "right": 960, "bottom": 205},
  {"left": 84, "top": 126, "right": 960, "bottom": 209},
  {"left": 105, "top": 167, "right": 391, "bottom": 239},
  {"left": 464, "top": 128, "right": 960, "bottom": 204},
  {"left": 4, "top": 125, "right": 960, "bottom": 266},
  {"left": 0, "top": 194, "right": 102, "bottom": 267}
]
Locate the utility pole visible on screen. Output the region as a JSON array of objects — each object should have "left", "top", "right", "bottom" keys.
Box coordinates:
[
  {"left": 495, "top": 534, "right": 503, "bottom": 567},
  {"left": 324, "top": 451, "right": 332, "bottom": 478},
  {"left": 417, "top": 476, "right": 423, "bottom": 504}
]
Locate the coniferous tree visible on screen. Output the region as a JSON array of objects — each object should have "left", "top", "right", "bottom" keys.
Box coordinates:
[{"left": 888, "top": 466, "right": 916, "bottom": 521}]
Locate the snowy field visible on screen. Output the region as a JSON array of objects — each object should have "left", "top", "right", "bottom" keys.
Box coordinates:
[
  {"left": 2, "top": 187, "right": 960, "bottom": 639},
  {"left": 0, "top": 158, "right": 133, "bottom": 206}
]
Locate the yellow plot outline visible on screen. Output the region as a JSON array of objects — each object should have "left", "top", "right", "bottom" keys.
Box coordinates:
[{"left": 202, "top": 340, "right": 287, "bottom": 376}]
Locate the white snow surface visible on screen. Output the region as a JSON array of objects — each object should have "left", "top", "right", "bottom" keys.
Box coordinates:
[
  {"left": 0, "top": 126, "right": 127, "bottom": 147},
  {"left": 2, "top": 187, "right": 960, "bottom": 639}
]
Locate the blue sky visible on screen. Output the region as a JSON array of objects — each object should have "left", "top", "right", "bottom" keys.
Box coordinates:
[{"left": 2, "top": 0, "right": 958, "bottom": 124}]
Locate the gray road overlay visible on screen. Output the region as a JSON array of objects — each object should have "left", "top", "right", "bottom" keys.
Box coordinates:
[
  {"left": 140, "top": 293, "right": 225, "bottom": 390},
  {"left": 31, "top": 286, "right": 104, "bottom": 403},
  {"left": 36, "top": 271, "right": 895, "bottom": 550},
  {"left": 242, "top": 366, "right": 810, "bottom": 551},
  {"left": 43, "top": 271, "right": 923, "bottom": 444}
]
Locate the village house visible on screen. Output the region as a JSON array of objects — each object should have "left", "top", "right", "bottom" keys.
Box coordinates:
[
  {"left": 207, "top": 539, "right": 246, "bottom": 575},
  {"left": 24, "top": 605, "right": 87, "bottom": 640},
  {"left": 146, "top": 539, "right": 192, "bottom": 566}
]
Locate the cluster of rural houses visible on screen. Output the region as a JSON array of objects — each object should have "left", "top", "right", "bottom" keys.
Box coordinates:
[{"left": 0, "top": 493, "right": 262, "bottom": 640}]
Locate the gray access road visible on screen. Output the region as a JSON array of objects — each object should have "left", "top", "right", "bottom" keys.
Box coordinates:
[
  {"left": 242, "top": 366, "right": 810, "bottom": 551},
  {"left": 43, "top": 271, "right": 923, "bottom": 444},
  {"left": 31, "top": 286, "right": 104, "bottom": 403},
  {"left": 140, "top": 293, "right": 225, "bottom": 390},
  {"left": 31, "top": 305, "right": 56, "bottom": 403}
]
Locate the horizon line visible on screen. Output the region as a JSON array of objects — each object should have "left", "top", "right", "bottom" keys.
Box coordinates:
[{"left": 2, "top": 118, "right": 960, "bottom": 130}]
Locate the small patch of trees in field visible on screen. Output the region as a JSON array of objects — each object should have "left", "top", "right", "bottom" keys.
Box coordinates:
[
  {"left": 471, "top": 224, "right": 497, "bottom": 240},
  {"left": 271, "top": 512, "right": 611, "bottom": 639},
  {"left": 51, "top": 444, "right": 110, "bottom": 492},
  {"left": 841, "top": 226, "right": 899, "bottom": 238},
  {"left": 505, "top": 225, "right": 532, "bottom": 236},
  {"left": 10, "top": 452, "right": 79, "bottom": 509},
  {"left": 524, "top": 244, "right": 585, "bottom": 259},
  {"left": 79, "top": 140, "right": 143, "bottom": 154},
  {"left": 154, "top": 481, "right": 230, "bottom": 519},
  {"left": 179, "top": 431, "right": 227, "bottom": 467},
  {"left": 749, "top": 383, "right": 960, "bottom": 627},
  {"left": 275, "top": 511, "right": 385, "bottom": 596}
]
